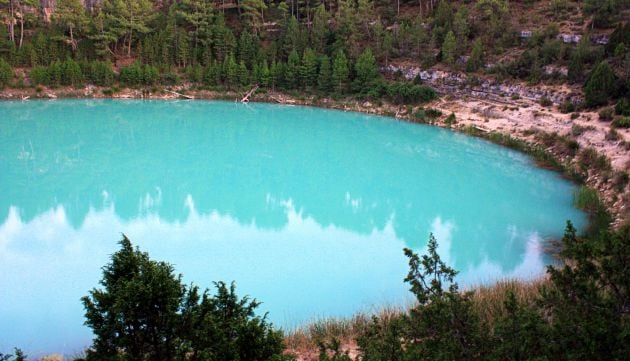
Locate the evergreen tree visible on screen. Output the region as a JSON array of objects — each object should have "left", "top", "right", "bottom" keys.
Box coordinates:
[
  {"left": 353, "top": 48, "right": 379, "bottom": 93},
  {"left": 317, "top": 55, "right": 332, "bottom": 92},
  {"left": 61, "top": 58, "right": 84, "bottom": 86},
  {"left": 285, "top": 49, "right": 300, "bottom": 88},
  {"left": 212, "top": 15, "right": 237, "bottom": 63},
  {"left": 585, "top": 61, "right": 617, "bottom": 107},
  {"left": 241, "top": 0, "right": 267, "bottom": 36},
  {"left": 204, "top": 60, "right": 222, "bottom": 86},
  {"left": 300, "top": 47, "right": 318, "bottom": 88},
  {"left": 331, "top": 50, "right": 349, "bottom": 93},
  {"left": 175, "top": 0, "right": 214, "bottom": 65},
  {"left": 100, "top": 0, "right": 154, "bottom": 56},
  {"left": 223, "top": 53, "right": 239, "bottom": 89},
  {"left": 466, "top": 38, "right": 484, "bottom": 72},
  {"left": 0, "top": 58, "right": 13, "bottom": 88},
  {"left": 51, "top": 0, "right": 89, "bottom": 53},
  {"left": 310, "top": 4, "right": 329, "bottom": 54},
  {"left": 237, "top": 60, "right": 250, "bottom": 86},
  {"left": 259, "top": 60, "right": 271, "bottom": 87},
  {"left": 441, "top": 30, "right": 457, "bottom": 65}
]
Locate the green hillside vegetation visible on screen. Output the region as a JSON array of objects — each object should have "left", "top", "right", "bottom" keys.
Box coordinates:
[{"left": 0, "top": 0, "right": 627, "bottom": 108}]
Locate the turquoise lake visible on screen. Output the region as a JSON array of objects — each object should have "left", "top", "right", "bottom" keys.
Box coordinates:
[{"left": 0, "top": 99, "right": 585, "bottom": 355}]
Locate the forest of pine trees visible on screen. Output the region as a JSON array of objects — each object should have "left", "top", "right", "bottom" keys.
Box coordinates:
[{"left": 0, "top": 0, "right": 628, "bottom": 104}]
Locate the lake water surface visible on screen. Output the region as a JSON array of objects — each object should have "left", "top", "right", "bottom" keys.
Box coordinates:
[{"left": 0, "top": 100, "right": 585, "bottom": 355}]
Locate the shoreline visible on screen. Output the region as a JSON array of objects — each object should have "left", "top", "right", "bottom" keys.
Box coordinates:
[{"left": 3, "top": 84, "right": 625, "bottom": 226}]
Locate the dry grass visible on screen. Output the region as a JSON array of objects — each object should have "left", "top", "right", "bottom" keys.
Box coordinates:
[
  {"left": 284, "top": 277, "right": 550, "bottom": 357},
  {"left": 468, "top": 278, "right": 550, "bottom": 329}
]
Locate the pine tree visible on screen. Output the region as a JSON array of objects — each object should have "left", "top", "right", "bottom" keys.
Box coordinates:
[
  {"left": 0, "top": 58, "right": 13, "bottom": 88},
  {"left": 317, "top": 55, "right": 331, "bottom": 92},
  {"left": 237, "top": 60, "right": 250, "bottom": 86},
  {"left": 285, "top": 49, "right": 300, "bottom": 88},
  {"left": 441, "top": 30, "right": 457, "bottom": 65},
  {"left": 240, "top": 0, "right": 267, "bottom": 36},
  {"left": 310, "top": 4, "right": 329, "bottom": 54},
  {"left": 466, "top": 38, "right": 484, "bottom": 72},
  {"left": 51, "top": 0, "right": 89, "bottom": 53},
  {"left": 223, "top": 53, "right": 239, "bottom": 89},
  {"left": 300, "top": 47, "right": 318, "bottom": 88},
  {"left": 585, "top": 61, "right": 617, "bottom": 107},
  {"left": 259, "top": 60, "right": 271, "bottom": 87},
  {"left": 353, "top": 47, "right": 379, "bottom": 92},
  {"left": 332, "top": 50, "right": 349, "bottom": 93}
]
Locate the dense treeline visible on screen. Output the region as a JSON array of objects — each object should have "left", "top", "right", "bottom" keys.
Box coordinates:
[{"left": 0, "top": 0, "right": 628, "bottom": 105}]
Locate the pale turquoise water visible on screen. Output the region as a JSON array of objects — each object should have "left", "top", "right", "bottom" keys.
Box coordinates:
[{"left": 0, "top": 100, "right": 585, "bottom": 355}]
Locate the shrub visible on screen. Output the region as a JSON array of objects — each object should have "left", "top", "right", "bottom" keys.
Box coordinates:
[
  {"left": 599, "top": 107, "right": 615, "bottom": 121},
  {"left": 81, "top": 236, "right": 285, "bottom": 361},
  {"left": 60, "top": 58, "right": 84, "bottom": 86},
  {"left": 612, "top": 117, "right": 630, "bottom": 128},
  {"left": 616, "top": 98, "right": 630, "bottom": 116},
  {"left": 119, "top": 62, "right": 144, "bottom": 86},
  {"left": 539, "top": 96, "right": 553, "bottom": 107},
  {"left": 0, "top": 58, "right": 13, "bottom": 88},
  {"left": 585, "top": 61, "right": 617, "bottom": 107},
  {"left": 559, "top": 100, "right": 575, "bottom": 113},
  {"left": 444, "top": 113, "right": 457, "bottom": 125},
  {"left": 29, "top": 66, "right": 49, "bottom": 86},
  {"left": 89, "top": 61, "right": 115, "bottom": 86},
  {"left": 385, "top": 82, "right": 437, "bottom": 104},
  {"left": 425, "top": 108, "right": 443, "bottom": 118}
]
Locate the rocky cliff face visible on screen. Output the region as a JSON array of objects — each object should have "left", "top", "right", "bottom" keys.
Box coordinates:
[{"left": 383, "top": 64, "right": 583, "bottom": 106}]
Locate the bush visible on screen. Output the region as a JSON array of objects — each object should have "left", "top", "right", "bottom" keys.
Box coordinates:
[
  {"left": 0, "top": 58, "right": 13, "bottom": 88},
  {"left": 612, "top": 117, "right": 630, "bottom": 128},
  {"left": 385, "top": 82, "right": 437, "bottom": 104},
  {"left": 89, "top": 61, "right": 115, "bottom": 86},
  {"left": 585, "top": 61, "right": 617, "bottom": 107},
  {"left": 29, "top": 66, "right": 49, "bottom": 86},
  {"left": 616, "top": 98, "right": 630, "bottom": 116},
  {"left": 82, "top": 236, "right": 285, "bottom": 361},
  {"left": 539, "top": 96, "right": 553, "bottom": 107},
  {"left": 599, "top": 107, "right": 615, "bottom": 121},
  {"left": 60, "top": 58, "right": 84, "bottom": 86}
]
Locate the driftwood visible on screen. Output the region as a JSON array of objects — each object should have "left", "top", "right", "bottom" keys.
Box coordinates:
[
  {"left": 165, "top": 89, "right": 194, "bottom": 99},
  {"left": 241, "top": 85, "right": 259, "bottom": 103}
]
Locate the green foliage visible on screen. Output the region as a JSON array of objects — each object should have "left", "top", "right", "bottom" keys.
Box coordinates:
[
  {"left": 331, "top": 51, "right": 349, "bottom": 93},
  {"left": 82, "top": 235, "right": 285, "bottom": 360},
  {"left": 466, "top": 38, "right": 484, "bottom": 73},
  {"left": 285, "top": 49, "right": 300, "bottom": 89},
  {"left": 615, "top": 98, "right": 630, "bottom": 116},
  {"left": 120, "top": 62, "right": 159, "bottom": 86},
  {"left": 385, "top": 82, "right": 437, "bottom": 104},
  {"left": 88, "top": 61, "right": 115, "bottom": 86},
  {"left": 0, "top": 349, "right": 26, "bottom": 361},
  {"left": 61, "top": 58, "right": 84, "bottom": 86},
  {"left": 441, "top": 30, "right": 457, "bottom": 65},
  {"left": 585, "top": 61, "right": 617, "bottom": 107},
  {"left": 352, "top": 48, "right": 380, "bottom": 95},
  {"left": 317, "top": 55, "right": 332, "bottom": 92},
  {"left": 300, "top": 48, "right": 319, "bottom": 89},
  {"left": 541, "top": 222, "right": 630, "bottom": 360},
  {"left": 612, "top": 116, "right": 630, "bottom": 128},
  {"left": 0, "top": 58, "right": 13, "bottom": 88}
]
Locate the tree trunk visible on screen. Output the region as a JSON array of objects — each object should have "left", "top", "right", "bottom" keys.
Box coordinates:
[
  {"left": 128, "top": 30, "right": 133, "bottom": 56},
  {"left": 70, "top": 26, "right": 76, "bottom": 52},
  {"left": 9, "top": 1, "right": 15, "bottom": 43},
  {"left": 19, "top": 17, "right": 24, "bottom": 49}
]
